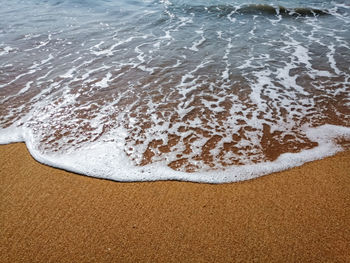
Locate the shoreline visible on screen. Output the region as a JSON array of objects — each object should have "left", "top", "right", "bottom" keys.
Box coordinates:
[{"left": 1, "top": 143, "right": 350, "bottom": 262}]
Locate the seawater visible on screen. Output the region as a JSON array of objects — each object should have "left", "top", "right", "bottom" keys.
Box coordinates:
[{"left": 0, "top": 0, "right": 349, "bottom": 183}]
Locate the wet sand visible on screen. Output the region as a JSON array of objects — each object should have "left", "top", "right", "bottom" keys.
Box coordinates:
[{"left": 1, "top": 143, "right": 349, "bottom": 262}]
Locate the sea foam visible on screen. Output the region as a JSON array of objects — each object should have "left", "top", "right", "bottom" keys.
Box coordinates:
[
  {"left": 0, "top": 0, "right": 349, "bottom": 183},
  {"left": 1, "top": 124, "right": 349, "bottom": 183}
]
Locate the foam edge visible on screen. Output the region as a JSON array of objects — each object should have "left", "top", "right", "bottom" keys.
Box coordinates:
[{"left": 1, "top": 124, "right": 349, "bottom": 184}]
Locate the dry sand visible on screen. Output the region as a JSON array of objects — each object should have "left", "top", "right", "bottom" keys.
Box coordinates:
[{"left": 1, "top": 143, "right": 349, "bottom": 262}]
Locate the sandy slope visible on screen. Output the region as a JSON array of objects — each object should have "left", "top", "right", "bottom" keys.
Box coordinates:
[{"left": 1, "top": 143, "right": 349, "bottom": 262}]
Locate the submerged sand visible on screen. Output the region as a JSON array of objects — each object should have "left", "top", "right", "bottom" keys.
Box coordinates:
[{"left": 1, "top": 143, "right": 350, "bottom": 262}]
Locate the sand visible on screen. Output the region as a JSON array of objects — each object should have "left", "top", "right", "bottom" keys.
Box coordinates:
[{"left": 1, "top": 143, "right": 349, "bottom": 262}]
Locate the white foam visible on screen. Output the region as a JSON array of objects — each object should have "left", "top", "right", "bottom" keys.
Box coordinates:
[
  {"left": 24, "top": 34, "right": 51, "bottom": 52},
  {"left": 0, "top": 126, "right": 24, "bottom": 144},
  {"left": 18, "top": 81, "right": 33, "bottom": 95},
  {"left": 60, "top": 67, "right": 77, "bottom": 79},
  {"left": 326, "top": 44, "right": 341, "bottom": 75},
  {"left": 0, "top": 69, "right": 36, "bottom": 89},
  {"left": 189, "top": 29, "right": 205, "bottom": 52},
  {"left": 29, "top": 54, "right": 54, "bottom": 70},
  {"left": 227, "top": 11, "right": 237, "bottom": 23},
  {"left": 94, "top": 72, "right": 112, "bottom": 88},
  {"left": 1, "top": 124, "right": 348, "bottom": 183},
  {"left": 0, "top": 46, "right": 14, "bottom": 56},
  {"left": 91, "top": 37, "right": 138, "bottom": 56},
  {"left": 1, "top": 0, "right": 349, "bottom": 184}
]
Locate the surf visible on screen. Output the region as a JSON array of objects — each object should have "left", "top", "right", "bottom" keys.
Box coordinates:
[
  {"left": 0, "top": 0, "right": 349, "bottom": 182},
  {"left": 178, "top": 4, "right": 330, "bottom": 18}
]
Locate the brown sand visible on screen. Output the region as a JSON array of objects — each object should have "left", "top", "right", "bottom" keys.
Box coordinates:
[{"left": 1, "top": 143, "right": 349, "bottom": 263}]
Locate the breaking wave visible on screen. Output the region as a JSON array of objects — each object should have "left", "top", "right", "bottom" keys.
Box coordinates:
[{"left": 177, "top": 4, "right": 330, "bottom": 18}]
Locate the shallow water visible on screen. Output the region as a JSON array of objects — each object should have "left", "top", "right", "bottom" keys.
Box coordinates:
[{"left": 0, "top": 0, "right": 349, "bottom": 182}]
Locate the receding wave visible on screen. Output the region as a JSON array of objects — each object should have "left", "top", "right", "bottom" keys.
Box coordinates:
[{"left": 0, "top": 0, "right": 349, "bottom": 183}]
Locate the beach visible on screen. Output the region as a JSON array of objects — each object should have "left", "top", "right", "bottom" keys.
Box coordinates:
[
  {"left": 1, "top": 1, "right": 350, "bottom": 261},
  {"left": 1, "top": 143, "right": 349, "bottom": 262}
]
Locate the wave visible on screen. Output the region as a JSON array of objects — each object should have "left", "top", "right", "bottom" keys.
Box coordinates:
[
  {"left": 239, "top": 4, "right": 329, "bottom": 16},
  {"left": 179, "top": 4, "right": 330, "bottom": 17},
  {"left": 1, "top": 0, "right": 348, "bottom": 183}
]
